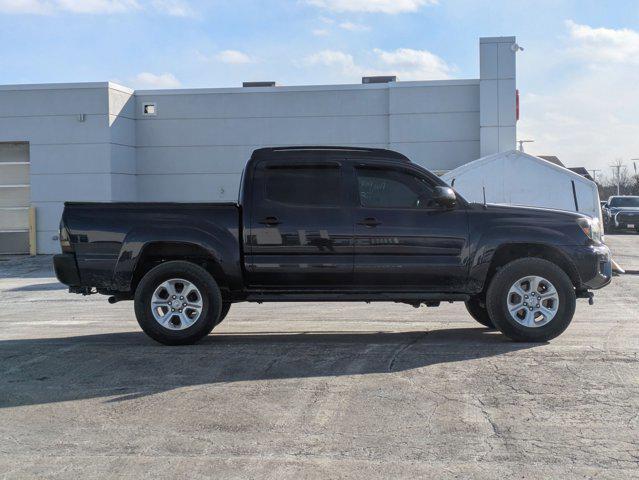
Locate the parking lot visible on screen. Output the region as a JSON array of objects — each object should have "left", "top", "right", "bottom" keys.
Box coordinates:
[{"left": 1, "top": 235, "right": 637, "bottom": 479}]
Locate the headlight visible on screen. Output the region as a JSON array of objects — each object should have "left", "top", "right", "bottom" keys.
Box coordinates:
[{"left": 578, "top": 217, "right": 602, "bottom": 243}]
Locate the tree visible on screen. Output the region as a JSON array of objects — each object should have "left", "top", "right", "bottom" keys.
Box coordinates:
[
  {"left": 592, "top": 160, "right": 639, "bottom": 200},
  {"left": 630, "top": 173, "right": 639, "bottom": 195},
  {"left": 609, "top": 159, "right": 632, "bottom": 196}
]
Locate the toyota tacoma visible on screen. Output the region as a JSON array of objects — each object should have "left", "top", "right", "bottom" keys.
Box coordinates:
[{"left": 54, "top": 147, "right": 612, "bottom": 345}]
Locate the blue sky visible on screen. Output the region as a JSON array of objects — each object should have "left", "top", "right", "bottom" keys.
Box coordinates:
[{"left": 1, "top": 0, "right": 638, "bottom": 174}]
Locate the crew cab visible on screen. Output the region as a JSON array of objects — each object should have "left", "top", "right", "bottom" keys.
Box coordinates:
[
  {"left": 602, "top": 195, "right": 639, "bottom": 233},
  {"left": 54, "top": 147, "right": 612, "bottom": 345}
]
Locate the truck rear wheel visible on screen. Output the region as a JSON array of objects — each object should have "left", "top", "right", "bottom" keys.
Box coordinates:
[
  {"left": 465, "top": 297, "right": 494, "bottom": 328},
  {"left": 134, "top": 261, "right": 222, "bottom": 345},
  {"left": 486, "top": 258, "right": 576, "bottom": 342}
]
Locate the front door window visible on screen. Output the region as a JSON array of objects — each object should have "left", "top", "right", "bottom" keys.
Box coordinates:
[{"left": 356, "top": 167, "right": 435, "bottom": 209}]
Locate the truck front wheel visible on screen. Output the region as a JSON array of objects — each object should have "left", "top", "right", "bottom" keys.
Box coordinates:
[
  {"left": 465, "top": 297, "right": 494, "bottom": 328},
  {"left": 134, "top": 261, "right": 223, "bottom": 345},
  {"left": 218, "top": 302, "right": 231, "bottom": 324},
  {"left": 486, "top": 258, "right": 576, "bottom": 342}
]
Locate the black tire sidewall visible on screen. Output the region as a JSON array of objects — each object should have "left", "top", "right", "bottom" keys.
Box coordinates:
[
  {"left": 465, "top": 298, "right": 495, "bottom": 328},
  {"left": 134, "top": 261, "right": 222, "bottom": 345},
  {"left": 487, "top": 258, "right": 576, "bottom": 342},
  {"left": 218, "top": 302, "right": 231, "bottom": 325}
]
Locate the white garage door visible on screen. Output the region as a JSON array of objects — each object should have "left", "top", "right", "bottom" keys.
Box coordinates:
[{"left": 0, "top": 143, "right": 30, "bottom": 254}]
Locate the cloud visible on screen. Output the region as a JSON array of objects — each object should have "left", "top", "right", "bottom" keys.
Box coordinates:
[
  {"left": 0, "top": 0, "right": 142, "bottom": 14},
  {"left": 565, "top": 20, "right": 639, "bottom": 65},
  {"left": 55, "top": 0, "right": 139, "bottom": 14},
  {"left": 520, "top": 78, "right": 639, "bottom": 173},
  {"left": 0, "top": 0, "right": 194, "bottom": 15},
  {"left": 519, "top": 21, "right": 639, "bottom": 171},
  {"left": 339, "top": 21, "right": 369, "bottom": 32},
  {"left": 304, "top": 50, "right": 359, "bottom": 76},
  {"left": 303, "top": 47, "right": 452, "bottom": 81},
  {"left": 215, "top": 50, "right": 253, "bottom": 64},
  {"left": 373, "top": 47, "right": 451, "bottom": 79},
  {"left": 305, "top": 0, "right": 437, "bottom": 14},
  {"left": 0, "top": 0, "right": 52, "bottom": 13},
  {"left": 131, "top": 72, "right": 181, "bottom": 89},
  {"left": 312, "top": 28, "right": 330, "bottom": 36},
  {"left": 150, "top": 0, "right": 194, "bottom": 17}
]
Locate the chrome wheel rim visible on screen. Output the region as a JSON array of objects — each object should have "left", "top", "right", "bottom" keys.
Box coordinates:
[
  {"left": 151, "top": 278, "right": 203, "bottom": 330},
  {"left": 506, "top": 275, "right": 559, "bottom": 328}
]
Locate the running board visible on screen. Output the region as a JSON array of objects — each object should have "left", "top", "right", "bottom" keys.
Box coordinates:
[{"left": 245, "top": 291, "right": 470, "bottom": 303}]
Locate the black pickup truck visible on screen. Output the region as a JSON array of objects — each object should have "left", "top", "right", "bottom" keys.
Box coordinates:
[
  {"left": 54, "top": 147, "right": 612, "bottom": 345},
  {"left": 602, "top": 195, "right": 639, "bottom": 233}
]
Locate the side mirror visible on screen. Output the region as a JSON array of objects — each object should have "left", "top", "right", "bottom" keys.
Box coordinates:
[{"left": 433, "top": 186, "right": 457, "bottom": 208}]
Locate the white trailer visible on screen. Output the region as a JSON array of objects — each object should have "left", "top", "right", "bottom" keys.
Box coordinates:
[{"left": 442, "top": 150, "right": 602, "bottom": 223}]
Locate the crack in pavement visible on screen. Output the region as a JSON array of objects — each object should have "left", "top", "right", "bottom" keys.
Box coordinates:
[{"left": 387, "top": 332, "right": 430, "bottom": 372}]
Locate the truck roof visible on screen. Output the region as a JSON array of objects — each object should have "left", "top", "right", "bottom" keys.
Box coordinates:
[{"left": 250, "top": 146, "right": 411, "bottom": 163}]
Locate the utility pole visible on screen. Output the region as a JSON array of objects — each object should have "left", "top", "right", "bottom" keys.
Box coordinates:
[
  {"left": 590, "top": 169, "right": 601, "bottom": 183},
  {"left": 517, "top": 139, "right": 534, "bottom": 152},
  {"left": 610, "top": 161, "right": 624, "bottom": 196}
]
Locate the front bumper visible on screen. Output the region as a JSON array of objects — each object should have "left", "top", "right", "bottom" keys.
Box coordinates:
[
  {"left": 614, "top": 212, "right": 639, "bottom": 228},
  {"left": 53, "top": 253, "right": 81, "bottom": 287},
  {"left": 559, "top": 243, "right": 612, "bottom": 291},
  {"left": 578, "top": 244, "right": 611, "bottom": 290}
]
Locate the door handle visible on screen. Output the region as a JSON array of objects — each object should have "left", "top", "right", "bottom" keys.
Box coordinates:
[
  {"left": 259, "top": 216, "right": 281, "bottom": 226},
  {"left": 357, "top": 217, "right": 382, "bottom": 227}
]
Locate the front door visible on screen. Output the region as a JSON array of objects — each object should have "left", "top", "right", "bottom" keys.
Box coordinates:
[
  {"left": 351, "top": 164, "right": 469, "bottom": 291},
  {"left": 245, "top": 158, "right": 353, "bottom": 288}
]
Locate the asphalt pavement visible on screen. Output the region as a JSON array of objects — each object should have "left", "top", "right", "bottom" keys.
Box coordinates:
[{"left": 0, "top": 234, "right": 637, "bottom": 479}]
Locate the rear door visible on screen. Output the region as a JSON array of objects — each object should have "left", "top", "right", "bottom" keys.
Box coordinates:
[
  {"left": 350, "top": 163, "right": 469, "bottom": 291},
  {"left": 245, "top": 156, "right": 353, "bottom": 288}
]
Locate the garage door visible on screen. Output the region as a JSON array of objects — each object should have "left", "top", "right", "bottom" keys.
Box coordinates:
[{"left": 0, "top": 143, "right": 30, "bottom": 254}]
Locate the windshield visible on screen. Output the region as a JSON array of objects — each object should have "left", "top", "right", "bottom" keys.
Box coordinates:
[{"left": 609, "top": 196, "right": 639, "bottom": 208}]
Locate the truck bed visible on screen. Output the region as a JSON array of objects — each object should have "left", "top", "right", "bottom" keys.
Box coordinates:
[{"left": 61, "top": 202, "right": 242, "bottom": 292}]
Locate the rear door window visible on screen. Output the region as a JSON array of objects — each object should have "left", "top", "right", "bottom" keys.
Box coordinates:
[{"left": 263, "top": 165, "right": 341, "bottom": 207}]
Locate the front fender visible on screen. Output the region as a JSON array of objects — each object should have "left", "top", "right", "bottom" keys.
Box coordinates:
[{"left": 468, "top": 225, "right": 581, "bottom": 293}]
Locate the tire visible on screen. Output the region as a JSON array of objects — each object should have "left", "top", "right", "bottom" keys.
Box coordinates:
[
  {"left": 134, "top": 261, "right": 222, "bottom": 345},
  {"left": 486, "top": 258, "right": 576, "bottom": 342},
  {"left": 218, "top": 302, "right": 231, "bottom": 325},
  {"left": 465, "top": 297, "right": 495, "bottom": 328}
]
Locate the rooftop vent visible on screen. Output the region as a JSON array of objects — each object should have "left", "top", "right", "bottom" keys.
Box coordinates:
[
  {"left": 362, "top": 76, "right": 397, "bottom": 84},
  {"left": 243, "top": 81, "right": 277, "bottom": 88}
]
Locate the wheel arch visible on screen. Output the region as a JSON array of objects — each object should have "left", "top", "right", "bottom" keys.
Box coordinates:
[
  {"left": 129, "top": 241, "right": 229, "bottom": 293},
  {"left": 482, "top": 243, "right": 581, "bottom": 292}
]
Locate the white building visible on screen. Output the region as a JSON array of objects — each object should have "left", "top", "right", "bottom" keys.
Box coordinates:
[{"left": 0, "top": 36, "right": 518, "bottom": 254}]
